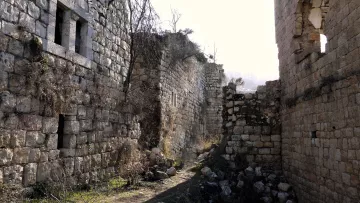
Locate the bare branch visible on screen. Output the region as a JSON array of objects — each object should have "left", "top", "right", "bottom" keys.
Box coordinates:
[
  {"left": 170, "top": 8, "right": 182, "bottom": 33},
  {"left": 123, "top": 0, "right": 160, "bottom": 97}
]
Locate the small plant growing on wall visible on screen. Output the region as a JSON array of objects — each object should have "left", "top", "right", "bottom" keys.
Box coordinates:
[
  {"left": 24, "top": 36, "right": 77, "bottom": 116},
  {"left": 117, "top": 140, "right": 149, "bottom": 185}
]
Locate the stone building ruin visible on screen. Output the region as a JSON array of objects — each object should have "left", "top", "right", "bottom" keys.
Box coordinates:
[
  {"left": 275, "top": 0, "right": 360, "bottom": 202},
  {"left": 129, "top": 33, "right": 224, "bottom": 161},
  {"left": 0, "top": 0, "right": 224, "bottom": 187},
  {"left": 0, "top": 0, "right": 359, "bottom": 202},
  {"left": 0, "top": 0, "right": 139, "bottom": 186}
]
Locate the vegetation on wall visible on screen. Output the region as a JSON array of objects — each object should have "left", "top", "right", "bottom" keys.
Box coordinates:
[
  {"left": 122, "top": 0, "right": 160, "bottom": 97},
  {"left": 25, "top": 36, "right": 77, "bottom": 116},
  {"left": 164, "top": 31, "right": 207, "bottom": 66}
]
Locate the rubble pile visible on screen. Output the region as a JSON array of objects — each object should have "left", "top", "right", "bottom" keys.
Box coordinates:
[
  {"left": 199, "top": 164, "right": 297, "bottom": 203},
  {"left": 143, "top": 148, "right": 181, "bottom": 181}
]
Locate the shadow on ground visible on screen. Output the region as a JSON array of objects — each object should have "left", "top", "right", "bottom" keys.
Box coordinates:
[{"left": 144, "top": 172, "right": 204, "bottom": 203}]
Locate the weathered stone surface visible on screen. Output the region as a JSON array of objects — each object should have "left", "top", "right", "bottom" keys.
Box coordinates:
[
  {"left": 201, "top": 167, "right": 213, "bottom": 177},
  {"left": 26, "top": 131, "right": 46, "bottom": 147},
  {"left": 19, "top": 12, "right": 36, "bottom": 33},
  {"left": 16, "top": 96, "right": 31, "bottom": 113},
  {"left": 155, "top": 171, "right": 168, "bottom": 180},
  {"left": 23, "top": 163, "right": 37, "bottom": 186},
  {"left": 13, "top": 147, "right": 30, "bottom": 164},
  {"left": 0, "top": 0, "right": 226, "bottom": 189},
  {"left": 10, "top": 130, "right": 26, "bottom": 147},
  {"left": 19, "top": 115, "right": 42, "bottom": 130},
  {"left": 8, "top": 39, "right": 24, "bottom": 56},
  {"left": 0, "top": 148, "right": 13, "bottom": 165},
  {"left": 29, "top": 148, "right": 41, "bottom": 163},
  {"left": 49, "top": 150, "right": 60, "bottom": 161},
  {"left": 0, "top": 91, "right": 16, "bottom": 111},
  {"left": 42, "top": 117, "right": 58, "bottom": 134},
  {"left": 278, "top": 182, "right": 291, "bottom": 192},
  {"left": 278, "top": 192, "right": 289, "bottom": 203},
  {"left": 0, "top": 52, "right": 15, "bottom": 72},
  {"left": 3, "top": 165, "right": 23, "bottom": 184},
  {"left": 254, "top": 181, "right": 265, "bottom": 193},
  {"left": 166, "top": 167, "right": 176, "bottom": 176},
  {"left": 36, "top": 162, "right": 50, "bottom": 182},
  {"left": 28, "top": 1, "right": 40, "bottom": 19},
  {"left": 46, "top": 134, "right": 58, "bottom": 150},
  {"left": 64, "top": 121, "right": 80, "bottom": 134},
  {"left": 219, "top": 180, "right": 232, "bottom": 196}
]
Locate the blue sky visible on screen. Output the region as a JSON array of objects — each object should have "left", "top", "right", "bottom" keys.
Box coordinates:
[{"left": 152, "top": 0, "right": 280, "bottom": 86}]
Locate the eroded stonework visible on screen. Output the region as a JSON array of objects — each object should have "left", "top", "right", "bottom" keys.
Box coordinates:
[
  {"left": 130, "top": 34, "right": 224, "bottom": 161},
  {"left": 222, "top": 80, "right": 281, "bottom": 170},
  {"left": 0, "top": 0, "right": 140, "bottom": 186},
  {"left": 275, "top": 0, "right": 360, "bottom": 202}
]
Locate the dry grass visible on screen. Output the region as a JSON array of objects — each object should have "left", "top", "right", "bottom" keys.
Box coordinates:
[
  {"left": 161, "top": 105, "right": 178, "bottom": 159},
  {"left": 198, "top": 134, "right": 222, "bottom": 153}
]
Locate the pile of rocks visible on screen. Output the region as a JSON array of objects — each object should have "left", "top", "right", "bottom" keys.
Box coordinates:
[
  {"left": 144, "top": 148, "right": 179, "bottom": 181},
  {"left": 200, "top": 165, "right": 297, "bottom": 203}
]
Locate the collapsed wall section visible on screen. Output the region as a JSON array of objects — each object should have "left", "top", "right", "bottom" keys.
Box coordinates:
[
  {"left": 222, "top": 80, "right": 281, "bottom": 170},
  {"left": 0, "top": 0, "right": 140, "bottom": 187}
]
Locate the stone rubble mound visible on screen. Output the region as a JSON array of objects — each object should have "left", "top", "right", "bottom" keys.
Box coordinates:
[
  {"left": 200, "top": 165, "right": 297, "bottom": 203},
  {"left": 144, "top": 148, "right": 180, "bottom": 181}
]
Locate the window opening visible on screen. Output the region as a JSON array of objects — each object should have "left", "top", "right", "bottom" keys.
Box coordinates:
[
  {"left": 174, "top": 93, "right": 177, "bottom": 107},
  {"left": 311, "top": 131, "right": 317, "bottom": 139},
  {"left": 75, "top": 20, "right": 82, "bottom": 54},
  {"left": 55, "top": 6, "right": 64, "bottom": 45},
  {"left": 57, "top": 114, "right": 65, "bottom": 149},
  {"left": 320, "top": 34, "right": 327, "bottom": 53}
]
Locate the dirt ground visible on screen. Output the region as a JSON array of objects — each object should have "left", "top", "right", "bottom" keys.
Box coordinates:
[{"left": 103, "top": 169, "right": 202, "bottom": 203}]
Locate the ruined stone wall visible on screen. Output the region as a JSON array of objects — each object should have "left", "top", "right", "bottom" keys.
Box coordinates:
[
  {"left": 159, "top": 55, "right": 207, "bottom": 160},
  {"left": 205, "top": 63, "right": 224, "bottom": 139},
  {"left": 275, "top": 0, "right": 360, "bottom": 202},
  {"left": 130, "top": 34, "right": 224, "bottom": 162},
  {"left": 129, "top": 50, "right": 161, "bottom": 150},
  {"left": 0, "top": 0, "right": 140, "bottom": 187},
  {"left": 222, "top": 80, "right": 281, "bottom": 170}
]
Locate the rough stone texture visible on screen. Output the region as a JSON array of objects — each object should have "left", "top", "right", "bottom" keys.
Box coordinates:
[
  {"left": 0, "top": 0, "right": 140, "bottom": 186},
  {"left": 222, "top": 80, "right": 281, "bottom": 170},
  {"left": 205, "top": 63, "right": 224, "bottom": 139},
  {"left": 131, "top": 34, "right": 224, "bottom": 161},
  {"left": 275, "top": 0, "right": 360, "bottom": 202}
]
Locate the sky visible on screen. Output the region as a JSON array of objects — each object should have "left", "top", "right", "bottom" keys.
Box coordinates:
[{"left": 152, "top": 0, "right": 280, "bottom": 88}]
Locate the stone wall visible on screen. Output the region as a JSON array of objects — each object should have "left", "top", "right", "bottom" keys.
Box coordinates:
[
  {"left": 222, "top": 80, "right": 281, "bottom": 170},
  {"left": 159, "top": 55, "right": 207, "bottom": 161},
  {"left": 205, "top": 63, "right": 224, "bottom": 139},
  {"left": 0, "top": 0, "right": 140, "bottom": 187},
  {"left": 275, "top": 0, "right": 360, "bottom": 202},
  {"left": 130, "top": 34, "right": 224, "bottom": 161}
]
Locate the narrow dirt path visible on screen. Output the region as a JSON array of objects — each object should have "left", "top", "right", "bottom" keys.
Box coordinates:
[{"left": 103, "top": 169, "right": 201, "bottom": 203}]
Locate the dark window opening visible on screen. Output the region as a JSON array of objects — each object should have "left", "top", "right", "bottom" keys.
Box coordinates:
[
  {"left": 55, "top": 6, "right": 64, "bottom": 45},
  {"left": 311, "top": 131, "right": 317, "bottom": 139},
  {"left": 57, "top": 114, "right": 65, "bottom": 149},
  {"left": 75, "top": 20, "right": 82, "bottom": 54}
]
